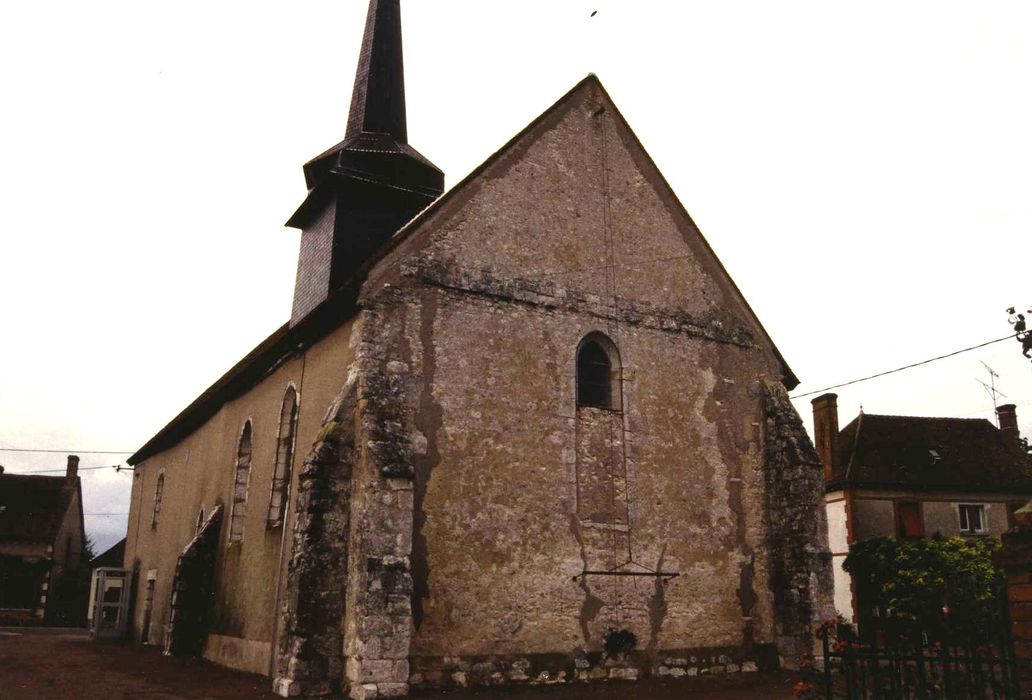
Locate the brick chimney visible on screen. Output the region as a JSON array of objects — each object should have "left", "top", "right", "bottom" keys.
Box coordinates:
[
  {"left": 811, "top": 393, "right": 840, "bottom": 482},
  {"left": 66, "top": 455, "right": 79, "bottom": 486},
  {"left": 997, "top": 404, "right": 1020, "bottom": 446}
]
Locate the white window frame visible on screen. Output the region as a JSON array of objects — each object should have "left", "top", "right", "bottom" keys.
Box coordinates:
[{"left": 958, "top": 503, "right": 988, "bottom": 535}]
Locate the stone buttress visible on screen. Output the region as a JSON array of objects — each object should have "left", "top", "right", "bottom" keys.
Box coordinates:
[
  {"left": 275, "top": 293, "right": 422, "bottom": 699},
  {"left": 761, "top": 381, "right": 836, "bottom": 668}
]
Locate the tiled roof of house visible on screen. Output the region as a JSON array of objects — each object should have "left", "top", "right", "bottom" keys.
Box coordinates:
[
  {"left": 830, "top": 413, "right": 1032, "bottom": 492},
  {"left": 0, "top": 473, "right": 76, "bottom": 543},
  {"left": 90, "top": 538, "right": 126, "bottom": 569}
]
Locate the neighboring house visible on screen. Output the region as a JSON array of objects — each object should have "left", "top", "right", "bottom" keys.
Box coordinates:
[
  {"left": 90, "top": 538, "right": 126, "bottom": 570},
  {"left": 813, "top": 394, "right": 1032, "bottom": 623},
  {"left": 0, "top": 456, "right": 86, "bottom": 624},
  {"left": 121, "top": 1, "right": 833, "bottom": 696}
]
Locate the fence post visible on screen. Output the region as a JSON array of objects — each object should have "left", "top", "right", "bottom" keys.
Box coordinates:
[
  {"left": 993, "top": 500, "right": 1032, "bottom": 696},
  {"left": 823, "top": 626, "right": 833, "bottom": 699}
]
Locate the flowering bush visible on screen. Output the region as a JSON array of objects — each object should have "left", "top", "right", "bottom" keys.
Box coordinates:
[{"left": 842, "top": 535, "right": 1002, "bottom": 645}]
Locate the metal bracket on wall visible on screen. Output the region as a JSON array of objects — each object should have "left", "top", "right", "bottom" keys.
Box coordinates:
[{"left": 573, "top": 569, "right": 680, "bottom": 583}]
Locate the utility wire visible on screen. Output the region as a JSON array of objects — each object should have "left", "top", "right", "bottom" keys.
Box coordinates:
[
  {"left": 7, "top": 465, "right": 127, "bottom": 475},
  {"left": 790, "top": 332, "right": 1023, "bottom": 400},
  {"left": 0, "top": 448, "right": 133, "bottom": 454}
]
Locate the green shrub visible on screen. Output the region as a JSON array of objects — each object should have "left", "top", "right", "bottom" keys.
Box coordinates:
[{"left": 843, "top": 535, "right": 1003, "bottom": 644}]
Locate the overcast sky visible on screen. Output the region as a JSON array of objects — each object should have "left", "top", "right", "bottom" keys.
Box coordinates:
[{"left": 2, "top": 1, "right": 1031, "bottom": 553}]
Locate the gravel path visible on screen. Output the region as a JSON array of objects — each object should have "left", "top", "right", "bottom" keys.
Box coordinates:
[{"left": 0, "top": 629, "right": 801, "bottom": 699}]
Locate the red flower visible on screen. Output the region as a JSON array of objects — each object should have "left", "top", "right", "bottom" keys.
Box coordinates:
[{"left": 794, "top": 681, "right": 817, "bottom": 698}]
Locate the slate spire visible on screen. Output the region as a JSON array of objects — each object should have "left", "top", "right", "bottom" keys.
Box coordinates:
[
  {"left": 346, "top": 0, "right": 407, "bottom": 143},
  {"left": 287, "top": 0, "right": 444, "bottom": 326}
]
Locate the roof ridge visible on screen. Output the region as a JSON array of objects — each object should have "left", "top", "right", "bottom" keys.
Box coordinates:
[
  {"left": 0, "top": 473, "right": 67, "bottom": 481},
  {"left": 844, "top": 410, "right": 863, "bottom": 481},
  {"left": 862, "top": 413, "right": 994, "bottom": 423}
]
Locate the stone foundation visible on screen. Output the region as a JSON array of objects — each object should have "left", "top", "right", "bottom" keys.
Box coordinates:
[{"left": 409, "top": 645, "right": 777, "bottom": 689}]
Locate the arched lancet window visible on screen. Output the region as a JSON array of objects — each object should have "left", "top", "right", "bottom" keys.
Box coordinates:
[
  {"left": 151, "top": 473, "right": 165, "bottom": 528},
  {"left": 229, "top": 421, "right": 253, "bottom": 542},
  {"left": 267, "top": 386, "right": 298, "bottom": 528},
  {"left": 576, "top": 334, "right": 621, "bottom": 410}
]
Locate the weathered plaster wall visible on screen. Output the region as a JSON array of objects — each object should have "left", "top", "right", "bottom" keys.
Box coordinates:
[
  {"left": 849, "top": 491, "right": 1024, "bottom": 540},
  {"left": 402, "top": 289, "right": 780, "bottom": 672},
  {"left": 123, "top": 317, "right": 359, "bottom": 674},
  {"left": 850, "top": 498, "right": 895, "bottom": 542},
  {"left": 824, "top": 496, "right": 854, "bottom": 623},
  {"left": 924, "top": 500, "right": 1011, "bottom": 537}
]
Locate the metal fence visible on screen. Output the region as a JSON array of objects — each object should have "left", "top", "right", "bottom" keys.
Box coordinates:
[{"left": 820, "top": 627, "right": 1020, "bottom": 699}]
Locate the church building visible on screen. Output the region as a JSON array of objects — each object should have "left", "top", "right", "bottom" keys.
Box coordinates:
[{"left": 122, "top": 2, "right": 833, "bottom": 697}]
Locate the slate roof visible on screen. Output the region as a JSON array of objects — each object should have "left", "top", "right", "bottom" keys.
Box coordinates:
[
  {"left": 130, "top": 76, "right": 800, "bottom": 466},
  {"left": 0, "top": 473, "right": 77, "bottom": 544},
  {"left": 288, "top": 0, "right": 443, "bottom": 228},
  {"left": 828, "top": 413, "right": 1032, "bottom": 492}
]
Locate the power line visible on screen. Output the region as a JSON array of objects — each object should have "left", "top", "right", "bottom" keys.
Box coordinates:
[
  {"left": 8, "top": 465, "right": 127, "bottom": 475},
  {"left": 790, "top": 332, "right": 1022, "bottom": 400},
  {"left": 0, "top": 448, "right": 134, "bottom": 454}
]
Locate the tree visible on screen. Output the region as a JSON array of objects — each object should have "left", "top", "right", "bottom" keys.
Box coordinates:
[{"left": 83, "top": 534, "right": 97, "bottom": 563}]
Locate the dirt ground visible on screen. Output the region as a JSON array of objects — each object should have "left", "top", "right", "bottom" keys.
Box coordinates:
[{"left": 0, "top": 628, "right": 801, "bottom": 699}]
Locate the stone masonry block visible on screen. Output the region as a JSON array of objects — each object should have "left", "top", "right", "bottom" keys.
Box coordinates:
[
  {"left": 377, "top": 683, "right": 410, "bottom": 698},
  {"left": 350, "top": 683, "right": 379, "bottom": 700}
]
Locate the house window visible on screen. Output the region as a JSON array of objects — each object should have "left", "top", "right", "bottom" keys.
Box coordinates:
[
  {"left": 268, "top": 386, "right": 298, "bottom": 528},
  {"left": 577, "top": 334, "right": 620, "bottom": 410},
  {"left": 958, "top": 504, "right": 988, "bottom": 534},
  {"left": 151, "top": 473, "right": 165, "bottom": 528},
  {"left": 895, "top": 501, "right": 924, "bottom": 538},
  {"left": 229, "top": 421, "right": 253, "bottom": 542}
]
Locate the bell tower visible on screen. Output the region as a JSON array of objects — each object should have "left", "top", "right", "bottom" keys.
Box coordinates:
[{"left": 287, "top": 0, "right": 444, "bottom": 325}]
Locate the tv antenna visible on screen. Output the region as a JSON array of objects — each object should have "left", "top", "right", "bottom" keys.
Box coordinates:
[{"left": 977, "top": 361, "right": 1007, "bottom": 426}]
